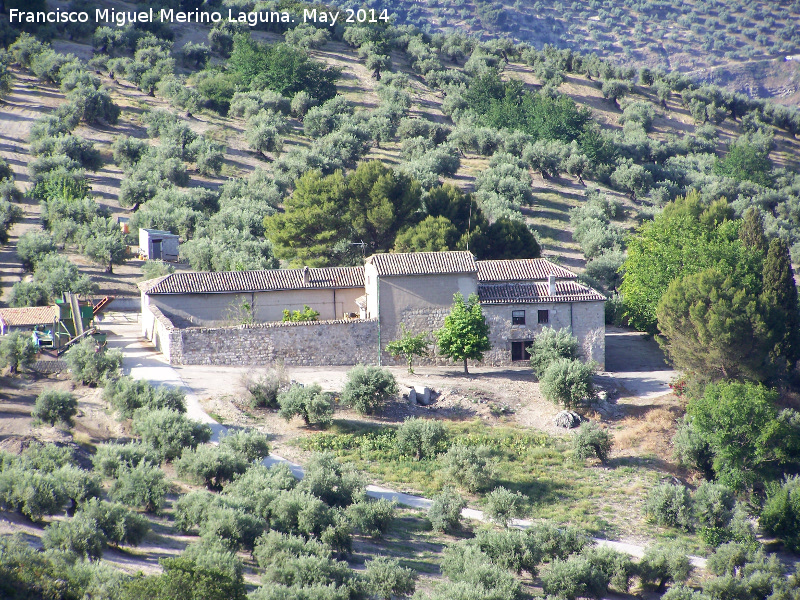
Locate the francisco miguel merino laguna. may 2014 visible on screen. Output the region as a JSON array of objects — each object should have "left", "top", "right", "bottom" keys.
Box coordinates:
[{"left": 8, "top": 8, "right": 296, "bottom": 28}]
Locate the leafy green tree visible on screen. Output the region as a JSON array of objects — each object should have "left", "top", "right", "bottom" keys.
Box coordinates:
[
  {"left": 0, "top": 199, "right": 21, "bottom": 245},
  {"left": 0, "top": 331, "right": 37, "bottom": 374},
  {"left": 714, "top": 137, "right": 773, "bottom": 187},
  {"left": 92, "top": 441, "right": 158, "bottom": 479},
  {"left": 760, "top": 238, "right": 800, "bottom": 375},
  {"left": 110, "top": 462, "right": 168, "bottom": 513},
  {"left": 42, "top": 512, "right": 107, "bottom": 560},
  {"left": 229, "top": 35, "right": 339, "bottom": 102},
  {"left": 16, "top": 231, "right": 56, "bottom": 270},
  {"left": 80, "top": 216, "right": 127, "bottom": 273},
  {"left": 687, "top": 381, "right": 798, "bottom": 489},
  {"left": 620, "top": 192, "right": 757, "bottom": 333},
  {"left": 645, "top": 483, "right": 694, "bottom": 531},
  {"left": 760, "top": 476, "right": 800, "bottom": 552},
  {"left": 540, "top": 358, "right": 596, "bottom": 409},
  {"left": 601, "top": 79, "right": 631, "bottom": 108},
  {"left": 64, "top": 339, "right": 122, "bottom": 385},
  {"left": 638, "top": 543, "right": 692, "bottom": 591},
  {"left": 176, "top": 445, "right": 250, "bottom": 491},
  {"left": 386, "top": 323, "right": 431, "bottom": 373},
  {"left": 656, "top": 267, "right": 769, "bottom": 381},
  {"left": 131, "top": 408, "right": 212, "bottom": 462},
  {"left": 341, "top": 365, "right": 398, "bottom": 415},
  {"left": 393, "top": 215, "right": 457, "bottom": 253},
  {"left": 264, "top": 170, "right": 348, "bottom": 267},
  {"left": 346, "top": 499, "right": 395, "bottom": 538},
  {"left": 435, "top": 292, "right": 491, "bottom": 374},
  {"left": 246, "top": 109, "right": 289, "bottom": 158},
  {"left": 529, "top": 327, "right": 580, "bottom": 377},
  {"left": 277, "top": 383, "right": 334, "bottom": 427},
  {"left": 738, "top": 207, "right": 768, "bottom": 254},
  {"left": 364, "top": 556, "right": 416, "bottom": 599},
  {"left": 78, "top": 498, "right": 151, "bottom": 547},
  {"left": 32, "top": 390, "right": 78, "bottom": 427}
]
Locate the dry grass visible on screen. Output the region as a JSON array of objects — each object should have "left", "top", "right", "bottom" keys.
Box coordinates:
[{"left": 612, "top": 400, "right": 684, "bottom": 457}]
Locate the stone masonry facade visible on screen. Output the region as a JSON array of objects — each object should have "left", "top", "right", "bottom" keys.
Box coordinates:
[{"left": 149, "top": 306, "right": 379, "bottom": 366}]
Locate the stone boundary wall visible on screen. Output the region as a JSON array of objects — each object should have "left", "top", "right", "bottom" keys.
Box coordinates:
[
  {"left": 172, "top": 318, "right": 380, "bottom": 366},
  {"left": 143, "top": 304, "right": 179, "bottom": 362}
]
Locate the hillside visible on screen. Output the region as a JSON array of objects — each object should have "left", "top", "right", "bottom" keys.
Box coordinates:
[{"left": 357, "top": 0, "right": 800, "bottom": 105}]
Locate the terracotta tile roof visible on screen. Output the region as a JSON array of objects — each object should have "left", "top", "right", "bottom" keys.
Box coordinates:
[
  {"left": 141, "top": 267, "right": 365, "bottom": 295},
  {"left": 477, "top": 259, "right": 578, "bottom": 282},
  {"left": 366, "top": 251, "right": 477, "bottom": 276},
  {"left": 0, "top": 306, "right": 58, "bottom": 327},
  {"left": 478, "top": 281, "right": 607, "bottom": 304}
]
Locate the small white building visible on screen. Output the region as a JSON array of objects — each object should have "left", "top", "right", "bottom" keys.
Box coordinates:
[{"left": 139, "top": 229, "right": 179, "bottom": 262}]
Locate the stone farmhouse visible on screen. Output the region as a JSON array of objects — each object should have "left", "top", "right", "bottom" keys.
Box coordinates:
[{"left": 139, "top": 251, "right": 606, "bottom": 368}]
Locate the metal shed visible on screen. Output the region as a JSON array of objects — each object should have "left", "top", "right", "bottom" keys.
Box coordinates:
[{"left": 139, "top": 228, "right": 179, "bottom": 262}]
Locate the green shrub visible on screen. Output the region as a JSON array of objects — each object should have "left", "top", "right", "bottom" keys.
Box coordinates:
[
  {"left": 428, "top": 487, "right": 466, "bottom": 533},
  {"left": 277, "top": 383, "right": 334, "bottom": 427},
  {"left": 140, "top": 259, "right": 175, "bottom": 281},
  {"left": 218, "top": 429, "right": 270, "bottom": 462},
  {"left": 541, "top": 554, "right": 608, "bottom": 600},
  {"left": 110, "top": 462, "right": 168, "bottom": 513},
  {"left": 104, "top": 377, "right": 186, "bottom": 418},
  {"left": 364, "top": 556, "right": 416, "bottom": 600},
  {"left": 32, "top": 390, "right": 78, "bottom": 427},
  {"left": 268, "top": 489, "right": 335, "bottom": 538},
  {"left": 443, "top": 444, "right": 496, "bottom": 492},
  {"left": 441, "top": 544, "right": 522, "bottom": 599},
  {"left": 395, "top": 417, "right": 448, "bottom": 460},
  {"left": 539, "top": 358, "right": 596, "bottom": 409},
  {"left": 298, "top": 452, "right": 364, "bottom": 508},
  {"left": 485, "top": 486, "right": 526, "bottom": 528},
  {"left": 54, "top": 464, "right": 102, "bottom": 508},
  {"left": 131, "top": 408, "right": 212, "bottom": 462},
  {"left": 529, "top": 327, "right": 580, "bottom": 377},
  {"left": 693, "top": 482, "right": 735, "bottom": 529},
  {"left": 341, "top": 365, "right": 398, "bottom": 415},
  {"left": 199, "top": 506, "right": 267, "bottom": 552},
  {"left": 645, "top": 483, "right": 694, "bottom": 531},
  {"left": 253, "top": 530, "right": 332, "bottom": 571},
  {"left": 527, "top": 522, "right": 591, "bottom": 561},
  {"left": 243, "top": 366, "right": 286, "bottom": 409},
  {"left": 346, "top": 499, "right": 395, "bottom": 539},
  {"left": 176, "top": 445, "right": 250, "bottom": 491},
  {"left": 0, "top": 468, "right": 66, "bottom": 521},
  {"left": 638, "top": 543, "right": 692, "bottom": 591},
  {"left": 572, "top": 421, "right": 613, "bottom": 463},
  {"left": 582, "top": 546, "right": 635, "bottom": 593},
  {"left": 42, "top": 512, "right": 107, "bottom": 560},
  {"left": 19, "top": 441, "right": 74, "bottom": 471},
  {"left": 760, "top": 475, "right": 800, "bottom": 552},
  {"left": 672, "top": 416, "right": 714, "bottom": 479},
  {"left": 78, "top": 498, "right": 150, "bottom": 546},
  {"left": 473, "top": 529, "right": 541, "bottom": 575},
  {"left": 64, "top": 339, "right": 122, "bottom": 385},
  {"left": 92, "top": 442, "right": 158, "bottom": 478}
]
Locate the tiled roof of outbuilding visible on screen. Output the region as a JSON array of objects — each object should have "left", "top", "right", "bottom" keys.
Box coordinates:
[
  {"left": 477, "top": 259, "right": 578, "bottom": 282},
  {"left": 478, "top": 281, "right": 606, "bottom": 304},
  {"left": 366, "top": 251, "right": 477, "bottom": 276},
  {"left": 140, "top": 267, "right": 365, "bottom": 295},
  {"left": 0, "top": 306, "right": 59, "bottom": 327}
]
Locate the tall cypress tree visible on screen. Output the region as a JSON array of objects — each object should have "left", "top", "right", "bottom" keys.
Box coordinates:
[
  {"left": 739, "top": 207, "right": 768, "bottom": 255},
  {"left": 761, "top": 238, "right": 800, "bottom": 374}
]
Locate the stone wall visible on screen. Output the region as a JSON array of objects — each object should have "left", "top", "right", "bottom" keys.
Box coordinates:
[
  {"left": 142, "top": 301, "right": 179, "bottom": 362},
  {"left": 170, "top": 318, "right": 380, "bottom": 366},
  {"left": 482, "top": 301, "right": 605, "bottom": 369}
]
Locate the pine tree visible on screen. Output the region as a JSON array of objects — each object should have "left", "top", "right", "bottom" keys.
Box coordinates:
[
  {"left": 761, "top": 238, "right": 800, "bottom": 374},
  {"left": 738, "top": 207, "right": 768, "bottom": 254}
]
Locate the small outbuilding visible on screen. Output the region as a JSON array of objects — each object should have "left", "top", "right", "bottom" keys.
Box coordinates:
[{"left": 139, "top": 228, "right": 179, "bottom": 262}]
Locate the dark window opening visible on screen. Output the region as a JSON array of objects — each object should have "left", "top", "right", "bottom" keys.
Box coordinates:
[
  {"left": 511, "top": 340, "right": 534, "bottom": 361},
  {"left": 538, "top": 310, "right": 549, "bottom": 324},
  {"left": 512, "top": 310, "right": 526, "bottom": 325}
]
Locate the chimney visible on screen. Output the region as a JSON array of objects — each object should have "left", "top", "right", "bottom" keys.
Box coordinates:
[
  {"left": 548, "top": 274, "right": 557, "bottom": 296},
  {"left": 302, "top": 266, "right": 310, "bottom": 286}
]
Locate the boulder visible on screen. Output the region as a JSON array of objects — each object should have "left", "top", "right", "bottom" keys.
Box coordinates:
[
  {"left": 554, "top": 410, "right": 582, "bottom": 429},
  {"left": 408, "top": 388, "right": 417, "bottom": 405}
]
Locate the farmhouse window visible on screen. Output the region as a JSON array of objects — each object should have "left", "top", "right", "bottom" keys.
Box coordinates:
[
  {"left": 512, "top": 310, "right": 526, "bottom": 325},
  {"left": 538, "top": 310, "right": 549, "bottom": 324},
  {"left": 511, "top": 340, "right": 534, "bottom": 361}
]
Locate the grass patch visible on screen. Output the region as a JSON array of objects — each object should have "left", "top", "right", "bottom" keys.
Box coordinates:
[{"left": 296, "top": 419, "right": 667, "bottom": 538}]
